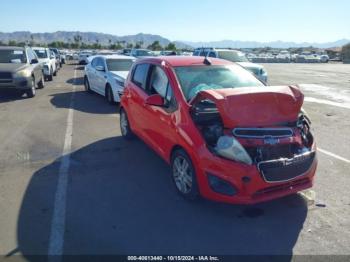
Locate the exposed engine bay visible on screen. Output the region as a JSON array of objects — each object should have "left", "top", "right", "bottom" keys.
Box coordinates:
[{"left": 190, "top": 86, "right": 315, "bottom": 168}]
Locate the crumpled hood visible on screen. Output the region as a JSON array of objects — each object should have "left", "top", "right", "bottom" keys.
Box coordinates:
[{"left": 191, "top": 86, "right": 304, "bottom": 127}]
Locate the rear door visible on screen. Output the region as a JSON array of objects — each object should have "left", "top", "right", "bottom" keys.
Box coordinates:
[
  {"left": 87, "top": 58, "right": 98, "bottom": 89},
  {"left": 94, "top": 57, "right": 107, "bottom": 94}
]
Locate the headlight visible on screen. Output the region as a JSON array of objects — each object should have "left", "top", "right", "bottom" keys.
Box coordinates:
[
  {"left": 215, "top": 136, "right": 252, "bottom": 165},
  {"left": 115, "top": 78, "right": 125, "bottom": 87},
  {"left": 14, "top": 70, "right": 31, "bottom": 78}
]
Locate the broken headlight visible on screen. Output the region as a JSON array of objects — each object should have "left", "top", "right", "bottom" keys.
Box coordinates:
[{"left": 215, "top": 136, "right": 252, "bottom": 165}]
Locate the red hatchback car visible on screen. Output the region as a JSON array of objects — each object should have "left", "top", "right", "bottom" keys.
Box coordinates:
[{"left": 120, "top": 56, "right": 317, "bottom": 204}]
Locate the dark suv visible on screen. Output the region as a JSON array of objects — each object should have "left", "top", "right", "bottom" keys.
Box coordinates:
[{"left": 0, "top": 46, "right": 44, "bottom": 98}]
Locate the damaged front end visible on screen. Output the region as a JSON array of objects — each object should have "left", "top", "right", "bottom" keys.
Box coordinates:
[{"left": 190, "top": 85, "right": 316, "bottom": 184}]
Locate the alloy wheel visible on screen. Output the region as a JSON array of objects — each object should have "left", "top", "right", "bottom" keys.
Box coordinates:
[{"left": 173, "top": 156, "right": 192, "bottom": 194}]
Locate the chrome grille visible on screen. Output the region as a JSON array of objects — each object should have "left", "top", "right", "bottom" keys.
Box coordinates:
[{"left": 233, "top": 128, "right": 293, "bottom": 139}]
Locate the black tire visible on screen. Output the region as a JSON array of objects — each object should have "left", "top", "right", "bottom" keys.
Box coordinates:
[
  {"left": 120, "top": 108, "right": 134, "bottom": 140},
  {"left": 171, "top": 149, "right": 199, "bottom": 200},
  {"left": 53, "top": 69, "right": 57, "bottom": 76},
  {"left": 84, "top": 77, "right": 92, "bottom": 93},
  {"left": 26, "top": 77, "right": 36, "bottom": 98},
  {"left": 37, "top": 74, "right": 45, "bottom": 89},
  {"left": 106, "top": 85, "right": 115, "bottom": 105},
  {"left": 47, "top": 74, "right": 53, "bottom": 81}
]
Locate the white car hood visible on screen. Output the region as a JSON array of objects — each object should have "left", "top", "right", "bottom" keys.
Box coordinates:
[
  {"left": 38, "top": 58, "right": 50, "bottom": 64},
  {"left": 110, "top": 71, "right": 129, "bottom": 80},
  {"left": 237, "top": 61, "right": 263, "bottom": 70}
]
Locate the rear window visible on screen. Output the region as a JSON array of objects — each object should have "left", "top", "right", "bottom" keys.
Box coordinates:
[
  {"left": 0, "top": 49, "right": 27, "bottom": 63},
  {"left": 106, "top": 59, "right": 134, "bottom": 72},
  {"left": 132, "top": 64, "right": 149, "bottom": 89}
]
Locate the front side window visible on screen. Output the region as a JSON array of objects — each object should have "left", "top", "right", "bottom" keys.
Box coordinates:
[
  {"left": 174, "top": 65, "right": 264, "bottom": 101},
  {"left": 149, "top": 66, "right": 173, "bottom": 102},
  {"left": 132, "top": 64, "right": 149, "bottom": 89},
  {"left": 106, "top": 59, "right": 134, "bottom": 72},
  {"left": 0, "top": 49, "right": 27, "bottom": 63}
]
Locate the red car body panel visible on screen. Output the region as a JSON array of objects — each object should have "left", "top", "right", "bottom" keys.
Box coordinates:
[{"left": 121, "top": 56, "right": 317, "bottom": 205}]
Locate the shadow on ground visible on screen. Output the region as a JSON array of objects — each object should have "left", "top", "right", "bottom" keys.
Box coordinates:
[
  {"left": 50, "top": 90, "right": 117, "bottom": 114},
  {"left": 15, "top": 136, "right": 308, "bottom": 261},
  {"left": 66, "top": 77, "right": 84, "bottom": 86},
  {"left": 0, "top": 89, "right": 28, "bottom": 103}
]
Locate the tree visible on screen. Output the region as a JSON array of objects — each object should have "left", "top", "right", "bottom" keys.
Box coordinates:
[
  {"left": 73, "top": 34, "right": 82, "bottom": 48},
  {"left": 166, "top": 42, "right": 176, "bottom": 51},
  {"left": 148, "top": 40, "right": 162, "bottom": 51},
  {"left": 8, "top": 40, "right": 17, "bottom": 46},
  {"left": 126, "top": 43, "right": 134, "bottom": 49}
]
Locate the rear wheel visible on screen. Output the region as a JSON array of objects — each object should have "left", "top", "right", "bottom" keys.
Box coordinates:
[
  {"left": 26, "top": 77, "right": 36, "bottom": 98},
  {"left": 53, "top": 68, "right": 57, "bottom": 76},
  {"left": 171, "top": 149, "right": 199, "bottom": 200},
  {"left": 120, "top": 108, "right": 134, "bottom": 139}
]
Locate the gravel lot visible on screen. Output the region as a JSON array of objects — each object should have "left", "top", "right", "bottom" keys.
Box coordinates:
[{"left": 0, "top": 62, "right": 349, "bottom": 260}]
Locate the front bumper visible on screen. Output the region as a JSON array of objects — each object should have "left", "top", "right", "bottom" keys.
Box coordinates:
[
  {"left": 0, "top": 76, "right": 33, "bottom": 90},
  {"left": 195, "top": 144, "right": 317, "bottom": 204}
]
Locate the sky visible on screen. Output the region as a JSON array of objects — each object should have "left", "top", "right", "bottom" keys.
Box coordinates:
[{"left": 0, "top": 0, "right": 349, "bottom": 43}]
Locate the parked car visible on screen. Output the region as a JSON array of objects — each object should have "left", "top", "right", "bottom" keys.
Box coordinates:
[
  {"left": 0, "top": 46, "right": 44, "bottom": 97},
  {"left": 320, "top": 54, "right": 329, "bottom": 63},
  {"left": 49, "top": 48, "right": 62, "bottom": 68},
  {"left": 119, "top": 56, "right": 317, "bottom": 204},
  {"left": 130, "top": 49, "right": 154, "bottom": 58},
  {"left": 276, "top": 50, "right": 291, "bottom": 62},
  {"left": 32, "top": 47, "right": 57, "bottom": 81},
  {"left": 78, "top": 51, "right": 94, "bottom": 65},
  {"left": 84, "top": 55, "right": 136, "bottom": 104},
  {"left": 193, "top": 48, "right": 268, "bottom": 83}
]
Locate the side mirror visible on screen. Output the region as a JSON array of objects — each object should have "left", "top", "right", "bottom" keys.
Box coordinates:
[
  {"left": 31, "top": 58, "right": 38, "bottom": 64},
  {"left": 95, "top": 65, "right": 105, "bottom": 72},
  {"left": 145, "top": 94, "right": 164, "bottom": 107}
]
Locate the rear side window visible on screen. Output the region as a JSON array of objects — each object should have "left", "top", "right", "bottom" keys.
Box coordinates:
[{"left": 132, "top": 64, "right": 149, "bottom": 90}]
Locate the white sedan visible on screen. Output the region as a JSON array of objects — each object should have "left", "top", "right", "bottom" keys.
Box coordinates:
[{"left": 84, "top": 55, "right": 135, "bottom": 104}]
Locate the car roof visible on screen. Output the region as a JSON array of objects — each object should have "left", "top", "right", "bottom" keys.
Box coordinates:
[
  {"left": 32, "top": 47, "right": 47, "bottom": 50},
  {"left": 137, "top": 56, "right": 234, "bottom": 67},
  {"left": 0, "top": 46, "right": 25, "bottom": 50},
  {"left": 92, "top": 54, "right": 135, "bottom": 60}
]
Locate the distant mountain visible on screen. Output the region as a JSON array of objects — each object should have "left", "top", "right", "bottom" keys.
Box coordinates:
[
  {"left": 0, "top": 31, "right": 348, "bottom": 49},
  {"left": 180, "top": 39, "right": 350, "bottom": 49},
  {"left": 0, "top": 31, "right": 172, "bottom": 47}
]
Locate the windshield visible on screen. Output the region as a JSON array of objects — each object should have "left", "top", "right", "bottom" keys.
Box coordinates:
[
  {"left": 174, "top": 65, "right": 264, "bottom": 101},
  {"left": 106, "top": 59, "right": 134, "bottom": 71},
  {"left": 34, "top": 49, "right": 48, "bottom": 59},
  {"left": 0, "top": 49, "right": 27, "bottom": 63},
  {"left": 217, "top": 51, "right": 249, "bottom": 62}
]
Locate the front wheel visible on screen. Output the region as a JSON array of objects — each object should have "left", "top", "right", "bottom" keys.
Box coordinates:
[
  {"left": 106, "top": 86, "right": 115, "bottom": 105},
  {"left": 120, "top": 109, "right": 134, "bottom": 140},
  {"left": 38, "top": 74, "right": 45, "bottom": 89},
  {"left": 171, "top": 149, "right": 199, "bottom": 200},
  {"left": 26, "top": 77, "right": 36, "bottom": 98},
  {"left": 84, "top": 77, "right": 92, "bottom": 93}
]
